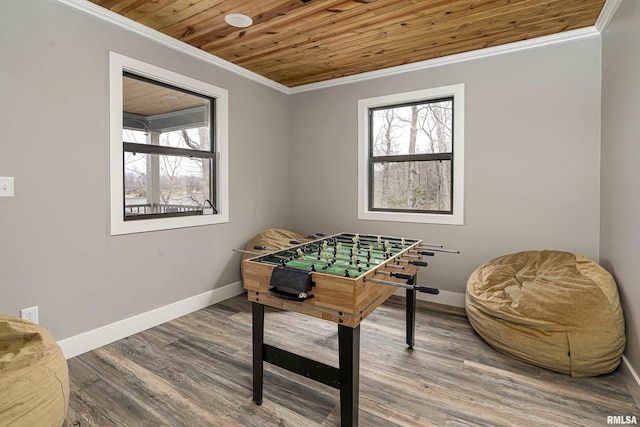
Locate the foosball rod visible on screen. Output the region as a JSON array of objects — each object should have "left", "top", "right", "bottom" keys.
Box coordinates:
[
  {"left": 233, "top": 248, "right": 263, "bottom": 256},
  {"left": 239, "top": 242, "right": 393, "bottom": 269},
  {"left": 331, "top": 238, "right": 437, "bottom": 255},
  {"left": 233, "top": 249, "right": 304, "bottom": 264},
  {"left": 318, "top": 245, "right": 438, "bottom": 261},
  {"left": 341, "top": 234, "right": 460, "bottom": 254},
  {"left": 275, "top": 243, "right": 394, "bottom": 264},
  {"left": 285, "top": 245, "right": 422, "bottom": 267},
  {"left": 239, "top": 249, "right": 408, "bottom": 277},
  {"left": 285, "top": 233, "right": 326, "bottom": 244},
  {"left": 267, "top": 254, "right": 365, "bottom": 273},
  {"left": 241, "top": 254, "right": 363, "bottom": 273},
  {"left": 291, "top": 239, "right": 412, "bottom": 261},
  {"left": 335, "top": 245, "right": 408, "bottom": 261},
  {"left": 237, "top": 244, "right": 298, "bottom": 253},
  {"left": 245, "top": 247, "right": 407, "bottom": 274},
  {"left": 363, "top": 277, "right": 439, "bottom": 294},
  {"left": 295, "top": 232, "right": 445, "bottom": 250},
  {"left": 375, "top": 270, "right": 414, "bottom": 280},
  {"left": 293, "top": 252, "right": 409, "bottom": 270},
  {"left": 394, "top": 258, "right": 429, "bottom": 267},
  {"left": 289, "top": 259, "right": 363, "bottom": 273},
  {"left": 338, "top": 234, "right": 446, "bottom": 250},
  {"left": 251, "top": 245, "right": 279, "bottom": 251},
  {"left": 333, "top": 235, "right": 417, "bottom": 248},
  {"left": 412, "top": 247, "right": 460, "bottom": 254},
  {"left": 341, "top": 233, "right": 421, "bottom": 244},
  {"left": 289, "top": 231, "right": 413, "bottom": 250},
  {"left": 320, "top": 245, "right": 397, "bottom": 262},
  {"left": 310, "top": 241, "right": 430, "bottom": 265}
]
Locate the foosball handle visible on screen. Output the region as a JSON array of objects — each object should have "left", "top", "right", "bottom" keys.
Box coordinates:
[
  {"left": 409, "top": 260, "right": 429, "bottom": 267},
  {"left": 415, "top": 286, "right": 439, "bottom": 294},
  {"left": 390, "top": 272, "right": 414, "bottom": 280},
  {"left": 416, "top": 251, "right": 435, "bottom": 256}
]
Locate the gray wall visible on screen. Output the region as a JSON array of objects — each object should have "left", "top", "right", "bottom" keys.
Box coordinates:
[
  {"left": 289, "top": 38, "right": 603, "bottom": 296},
  {"left": 0, "top": 0, "right": 291, "bottom": 340},
  {"left": 601, "top": 0, "right": 640, "bottom": 385}
]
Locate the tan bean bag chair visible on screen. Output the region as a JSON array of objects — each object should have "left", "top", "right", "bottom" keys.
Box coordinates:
[
  {"left": 241, "top": 228, "right": 307, "bottom": 278},
  {"left": 465, "top": 250, "right": 626, "bottom": 377},
  {"left": 0, "top": 315, "right": 69, "bottom": 426}
]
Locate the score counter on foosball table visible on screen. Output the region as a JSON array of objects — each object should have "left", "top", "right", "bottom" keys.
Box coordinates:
[{"left": 240, "top": 232, "right": 451, "bottom": 427}]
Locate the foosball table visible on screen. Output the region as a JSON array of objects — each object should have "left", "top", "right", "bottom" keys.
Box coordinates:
[{"left": 240, "top": 232, "right": 450, "bottom": 427}]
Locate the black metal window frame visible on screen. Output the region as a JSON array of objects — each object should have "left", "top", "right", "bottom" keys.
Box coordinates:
[
  {"left": 122, "top": 71, "right": 216, "bottom": 221},
  {"left": 368, "top": 96, "right": 454, "bottom": 215}
]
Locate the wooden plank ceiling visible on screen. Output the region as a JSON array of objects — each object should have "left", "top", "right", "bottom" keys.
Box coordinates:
[{"left": 90, "top": 0, "right": 606, "bottom": 88}]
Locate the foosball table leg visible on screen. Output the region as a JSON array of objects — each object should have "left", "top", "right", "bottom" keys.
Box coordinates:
[
  {"left": 252, "top": 302, "right": 265, "bottom": 405},
  {"left": 406, "top": 288, "right": 416, "bottom": 349},
  {"left": 338, "top": 324, "right": 360, "bottom": 427}
]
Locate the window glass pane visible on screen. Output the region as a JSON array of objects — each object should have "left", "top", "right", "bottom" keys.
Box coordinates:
[
  {"left": 123, "top": 74, "right": 211, "bottom": 151},
  {"left": 372, "top": 160, "right": 451, "bottom": 212},
  {"left": 123, "top": 129, "right": 147, "bottom": 144},
  {"left": 160, "top": 128, "right": 211, "bottom": 151},
  {"left": 124, "top": 152, "right": 211, "bottom": 218},
  {"left": 371, "top": 99, "right": 452, "bottom": 157}
]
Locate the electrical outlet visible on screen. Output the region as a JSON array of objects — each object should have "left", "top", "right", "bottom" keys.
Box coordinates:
[{"left": 20, "top": 306, "right": 39, "bottom": 324}]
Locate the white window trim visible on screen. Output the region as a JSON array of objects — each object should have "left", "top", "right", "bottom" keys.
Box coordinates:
[
  {"left": 109, "top": 51, "right": 229, "bottom": 235},
  {"left": 357, "top": 84, "right": 465, "bottom": 225}
]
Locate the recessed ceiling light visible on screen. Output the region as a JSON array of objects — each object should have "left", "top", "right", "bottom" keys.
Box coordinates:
[{"left": 225, "top": 13, "right": 253, "bottom": 28}]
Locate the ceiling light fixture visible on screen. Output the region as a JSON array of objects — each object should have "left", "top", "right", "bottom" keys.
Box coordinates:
[{"left": 225, "top": 13, "right": 253, "bottom": 28}]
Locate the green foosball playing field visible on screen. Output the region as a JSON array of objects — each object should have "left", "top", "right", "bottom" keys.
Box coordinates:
[{"left": 250, "top": 232, "right": 422, "bottom": 277}]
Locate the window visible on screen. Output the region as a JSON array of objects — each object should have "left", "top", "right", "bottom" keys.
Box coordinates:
[
  {"left": 358, "top": 84, "right": 464, "bottom": 225},
  {"left": 109, "top": 52, "right": 228, "bottom": 235},
  {"left": 122, "top": 73, "right": 214, "bottom": 220}
]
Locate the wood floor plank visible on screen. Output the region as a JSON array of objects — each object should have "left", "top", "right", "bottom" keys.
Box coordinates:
[{"left": 64, "top": 294, "right": 639, "bottom": 426}]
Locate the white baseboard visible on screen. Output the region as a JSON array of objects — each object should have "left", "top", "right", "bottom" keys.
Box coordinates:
[
  {"left": 58, "top": 281, "right": 245, "bottom": 359},
  {"left": 394, "top": 288, "right": 466, "bottom": 308},
  {"left": 58, "top": 282, "right": 461, "bottom": 360},
  {"left": 621, "top": 355, "right": 640, "bottom": 408}
]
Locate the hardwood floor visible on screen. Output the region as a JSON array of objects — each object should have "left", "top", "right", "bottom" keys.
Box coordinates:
[{"left": 63, "top": 294, "right": 639, "bottom": 427}]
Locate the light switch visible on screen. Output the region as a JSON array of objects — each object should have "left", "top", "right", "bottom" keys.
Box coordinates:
[{"left": 0, "top": 177, "right": 14, "bottom": 197}]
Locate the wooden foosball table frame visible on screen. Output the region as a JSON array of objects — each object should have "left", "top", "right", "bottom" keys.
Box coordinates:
[{"left": 242, "top": 233, "right": 431, "bottom": 427}]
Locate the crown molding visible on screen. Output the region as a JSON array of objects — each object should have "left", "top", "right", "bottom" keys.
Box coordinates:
[
  {"left": 595, "top": 0, "right": 624, "bottom": 33},
  {"left": 56, "top": 0, "right": 607, "bottom": 96},
  {"left": 289, "top": 26, "right": 601, "bottom": 93},
  {"left": 54, "top": 0, "right": 290, "bottom": 94}
]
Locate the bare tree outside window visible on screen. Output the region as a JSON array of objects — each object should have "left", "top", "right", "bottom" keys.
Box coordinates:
[
  {"left": 123, "top": 128, "right": 212, "bottom": 216},
  {"left": 370, "top": 98, "right": 453, "bottom": 213}
]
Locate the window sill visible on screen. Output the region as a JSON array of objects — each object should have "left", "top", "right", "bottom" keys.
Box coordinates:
[
  {"left": 358, "top": 209, "right": 463, "bottom": 225},
  {"left": 110, "top": 212, "right": 229, "bottom": 235}
]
